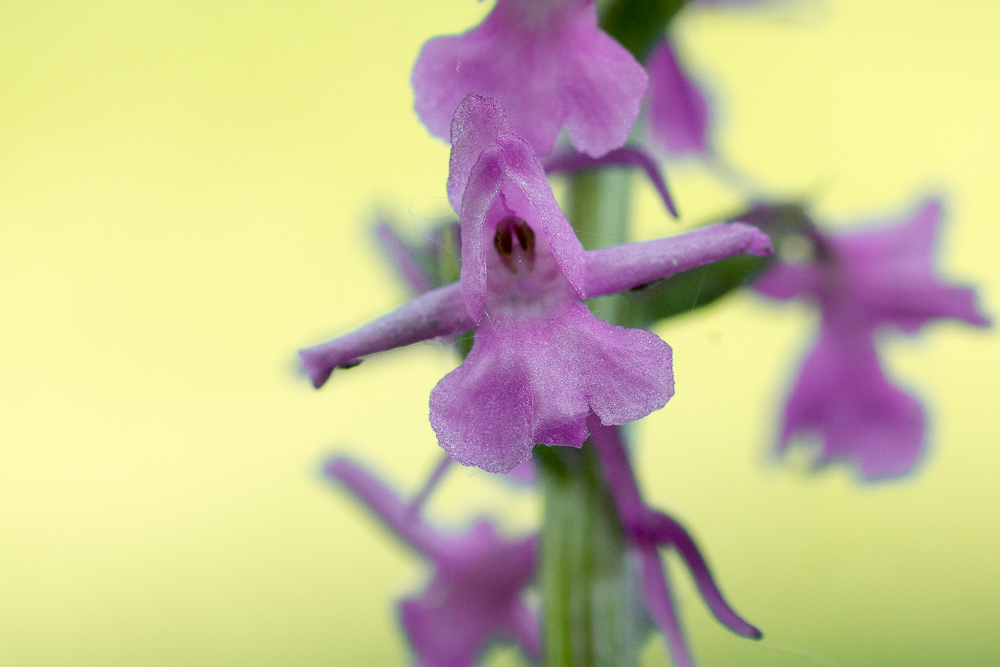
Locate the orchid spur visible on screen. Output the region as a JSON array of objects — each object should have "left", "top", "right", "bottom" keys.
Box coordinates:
[
  {"left": 586, "top": 415, "right": 762, "bottom": 667},
  {"left": 301, "top": 95, "right": 773, "bottom": 474}
]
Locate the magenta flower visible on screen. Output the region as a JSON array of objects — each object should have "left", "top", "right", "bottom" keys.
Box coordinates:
[
  {"left": 412, "top": 0, "right": 647, "bottom": 158},
  {"left": 301, "top": 96, "right": 773, "bottom": 473},
  {"left": 326, "top": 457, "right": 540, "bottom": 666},
  {"left": 644, "top": 38, "right": 710, "bottom": 157},
  {"left": 587, "top": 415, "right": 761, "bottom": 667},
  {"left": 754, "top": 199, "right": 990, "bottom": 479}
]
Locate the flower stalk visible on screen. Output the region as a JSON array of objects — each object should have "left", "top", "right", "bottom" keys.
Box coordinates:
[
  {"left": 537, "top": 168, "right": 641, "bottom": 666},
  {"left": 537, "top": 444, "right": 642, "bottom": 667}
]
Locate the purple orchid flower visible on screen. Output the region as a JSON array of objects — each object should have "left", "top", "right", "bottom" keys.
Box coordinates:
[
  {"left": 326, "top": 457, "right": 540, "bottom": 666},
  {"left": 301, "top": 96, "right": 773, "bottom": 474},
  {"left": 754, "top": 199, "right": 990, "bottom": 479},
  {"left": 587, "top": 415, "right": 762, "bottom": 667},
  {"left": 412, "top": 0, "right": 648, "bottom": 158}
]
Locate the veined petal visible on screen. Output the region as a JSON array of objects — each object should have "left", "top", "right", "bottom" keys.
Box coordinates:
[
  {"left": 412, "top": 0, "right": 646, "bottom": 157},
  {"left": 300, "top": 283, "right": 474, "bottom": 388},
  {"left": 429, "top": 301, "right": 672, "bottom": 474},
  {"left": 448, "top": 95, "right": 516, "bottom": 214},
  {"left": 583, "top": 222, "right": 772, "bottom": 298},
  {"left": 499, "top": 135, "right": 587, "bottom": 292},
  {"left": 458, "top": 146, "right": 507, "bottom": 322}
]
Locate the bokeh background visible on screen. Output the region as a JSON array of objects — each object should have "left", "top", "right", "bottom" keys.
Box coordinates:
[{"left": 1, "top": 0, "right": 997, "bottom": 665}]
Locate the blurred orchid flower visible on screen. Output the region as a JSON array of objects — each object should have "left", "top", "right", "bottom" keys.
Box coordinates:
[
  {"left": 754, "top": 199, "right": 990, "bottom": 479},
  {"left": 326, "top": 457, "right": 540, "bottom": 666}
]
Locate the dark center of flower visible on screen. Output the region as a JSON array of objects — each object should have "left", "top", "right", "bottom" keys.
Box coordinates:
[{"left": 493, "top": 216, "right": 536, "bottom": 274}]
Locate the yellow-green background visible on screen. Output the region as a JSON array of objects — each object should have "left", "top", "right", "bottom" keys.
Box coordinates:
[{"left": 1, "top": 1, "right": 997, "bottom": 665}]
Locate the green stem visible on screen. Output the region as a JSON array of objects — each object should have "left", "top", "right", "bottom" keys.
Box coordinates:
[
  {"left": 537, "top": 446, "right": 642, "bottom": 667},
  {"left": 538, "top": 169, "right": 640, "bottom": 666},
  {"left": 568, "top": 169, "right": 632, "bottom": 323}
]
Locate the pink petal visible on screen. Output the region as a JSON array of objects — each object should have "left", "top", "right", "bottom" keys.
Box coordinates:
[
  {"left": 324, "top": 458, "right": 441, "bottom": 557},
  {"left": 450, "top": 96, "right": 587, "bottom": 321},
  {"left": 753, "top": 260, "right": 819, "bottom": 301},
  {"left": 587, "top": 415, "right": 645, "bottom": 526},
  {"left": 300, "top": 283, "right": 474, "bottom": 388},
  {"left": 835, "top": 199, "right": 991, "bottom": 331},
  {"left": 780, "top": 330, "right": 926, "bottom": 480},
  {"left": 583, "top": 222, "right": 773, "bottom": 298},
  {"left": 447, "top": 95, "right": 516, "bottom": 215},
  {"left": 429, "top": 301, "right": 673, "bottom": 474},
  {"left": 643, "top": 512, "right": 763, "bottom": 639}
]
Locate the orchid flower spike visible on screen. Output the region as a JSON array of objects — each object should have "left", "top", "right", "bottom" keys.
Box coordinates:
[
  {"left": 412, "top": 0, "right": 647, "bottom": 158},
  {"left": 326, "top": 457, "right": 540, "bottom": 666},
  {"left": 587, "top": 416, "right": 762, "bottom": 667},
  {"left": 754, "top": 199, "right": 990, "bottom": 479},
  {"left": 300, "top": 96, "right": 773, "bottom": 474}
]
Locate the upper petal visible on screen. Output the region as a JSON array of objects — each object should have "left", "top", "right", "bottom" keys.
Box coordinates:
[
  {"left": 451, "top": 99, "right": 586, "bottom": 321},
  {"left": 447, "top": 95, "right": 516, "bottom": 214},
  {"left": 324, "top": 458, "right": 442, "bottom": 558}
]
